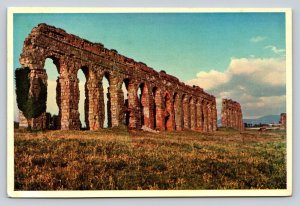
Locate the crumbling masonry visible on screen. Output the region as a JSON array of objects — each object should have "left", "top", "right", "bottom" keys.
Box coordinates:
[
  {"left": 18, "top": 23, "right": 217, "bottom": 132},
  {"left": 279, "top": 113, "right": 286, "bottom": 129},
  {"left": 221, "top": 99, "right": 244, "bottom": 131}
]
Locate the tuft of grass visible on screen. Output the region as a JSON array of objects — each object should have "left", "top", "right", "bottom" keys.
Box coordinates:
[{"left": 14, "top": 128, "right": 286, "bottom": 190}]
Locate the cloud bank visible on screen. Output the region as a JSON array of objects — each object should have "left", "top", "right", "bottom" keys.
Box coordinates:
[{"left": 187, "top": 57, "right": 286, "bottom": 119}]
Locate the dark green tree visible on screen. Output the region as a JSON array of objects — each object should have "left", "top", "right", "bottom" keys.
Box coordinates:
[
  {"left": 15, "top": 67, "right": 30, "bottom": 113},
  {"left": 15, "top": 67, "right": 47, "bottom": 129}
]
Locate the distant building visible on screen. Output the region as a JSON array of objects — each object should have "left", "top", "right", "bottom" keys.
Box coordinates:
[{"left": 279, "top": 113, "right": 286, "bottom": 129}]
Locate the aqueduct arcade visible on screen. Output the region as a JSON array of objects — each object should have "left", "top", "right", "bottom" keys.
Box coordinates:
[
  {"left": 221, "top": 99, "right": 244, "bottom": 131},
  {"left": 18, "top": 23, "right": 217, "bottom": 132}
]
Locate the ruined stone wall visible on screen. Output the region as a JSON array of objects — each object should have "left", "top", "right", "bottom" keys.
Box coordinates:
[
  {"left": 279, "top": 113, "right": 286, "bottom": 129},
  {"left": 18, "top": 23, "right": 217, "bottom": 132},
  {"left": 221, "top": 99, "right": 244, "bottom": 131}
]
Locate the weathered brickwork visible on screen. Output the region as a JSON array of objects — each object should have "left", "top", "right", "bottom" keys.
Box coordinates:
[
  {"left": 279, "top": 113, "right": 286, "bottom": 129},
  {"left": 221, "top": 99, "right": 244, "bottom": 131},
  {"left": 18, "top": 23, "right": 217, "bottom": 132}
]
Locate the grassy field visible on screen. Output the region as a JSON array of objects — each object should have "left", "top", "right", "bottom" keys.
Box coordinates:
[{"left": 14, "top": 127, "right": 286, "bottom": 190}]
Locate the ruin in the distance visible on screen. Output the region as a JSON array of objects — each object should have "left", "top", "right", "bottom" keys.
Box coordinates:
[
  {"left": 221, "top": 98, "right": 244, "bottom": 131},
  {"left": 279, "top": 113, "right": 287, "bottom": 129},
  {"left": 17, "top": 23, "right": 218, "bottom": 132}
]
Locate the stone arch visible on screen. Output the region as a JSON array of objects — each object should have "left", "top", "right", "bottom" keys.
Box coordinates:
[
  {"left": 40, "top": 55, "right": 73, "bottom": 130},
  {"left": 40, "top": 52, "right": 69, "bottom": 76},
  {"left": 195, "top": 98, "right": 202, "bottom": 130},
  {"left": 212, "top": 100, "right": 217, "bottom": 131},
  {"left": 201, "top": 99, "right": 207, "bottom": 132},
  {"left": 102, "top": 71, "right": 112, "bottom": 128},
  {"left": 83, "top": 65, "right": 102, "bottom": 131},
  {"left": 152, "top": 86, "right": 158, "bottom": 129},
  {"left": 235, "top": 109, "right": 238, "bottom": 128},
  {"left": 152, "top": 86, "right": 162, "bottom": 130},
  {"left": 42, "top": 56, "right": 61, "bottom": 73},
  {"left": 164, "top": 91, "right": 175, "bottom": 131},
  {"left": 20, "top": 45, "right": 61, "bottom": 71},
  {"left": 190, "top": 97, "right": 196, "bottom": 130},
  {"left": 231, "top": 108, "right": 235, "bottom": 128},
  {"left": 207, "top": 101, "right": 212, "bottom": 132},
  {"left": 126, "top": 79, "right": 140, "bottom": 129},
  {"left": 182, "top": 94, "right": 190, "bottom": 129},
  {"left": 137, "top": 82, "right": 151, "bottom": 129},
  {"left": 75, "top": 65, "right": 99, "bottom": 130},
  {"left": 200, "top": 99, "right": 205, "bottom": 131},
  {"left": 173, "top": 92, "right": 182, "bottom": 130},
  {"left": 121, "top": 78, "right": 130, "bottom": 126}
]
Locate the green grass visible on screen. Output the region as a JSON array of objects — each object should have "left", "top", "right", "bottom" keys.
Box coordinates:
[{"left": 14, "top": 128, "right": 286, "bottom": 190}]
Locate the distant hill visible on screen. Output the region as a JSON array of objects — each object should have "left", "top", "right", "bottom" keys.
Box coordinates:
[
  {"left": 243, "top": 115, "right": 280, "bottom": 125},
  {"left": 218, "top": 114, "right": 281, "bottom": 126}
]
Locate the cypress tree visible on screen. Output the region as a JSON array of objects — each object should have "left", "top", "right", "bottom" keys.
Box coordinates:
[
  {"left": 15, "top": 67, "right": 30, "bottom": 114},
  {"left": 15, "top": 68, "right": 47, "bottom": 129}
]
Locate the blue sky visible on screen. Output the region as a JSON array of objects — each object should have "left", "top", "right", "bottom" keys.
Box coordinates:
[
  {"left": 14, "top": 13, "right": 285, "bottom": 80},
  {"left": 13, "top": 12, "right": 287, "bottom": 121}
]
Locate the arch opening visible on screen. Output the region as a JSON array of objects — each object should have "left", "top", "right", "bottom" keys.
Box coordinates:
[
  {"left": 44, "top": 57, "right": 60, "bottom": 130},
  {"left": 137, "top": 85, "right": 144, "bottom": 127},
  {"left": 137, "top": 83, "right": 150, "bottom": 128},
  {"left": 77, "top": 67, "right": 88, "bottom": 129},
  {"left": 164, "top": 92, "right": 173, "bottom": 131},
  {"left": 152, "top": 87, "right": 159, "bottom": 130},
  {"left": 122, "top": 78, "right": 130, "bottom": 126},
  {"left": 103, "top": 72, "right": 111, "bottom": 128}
]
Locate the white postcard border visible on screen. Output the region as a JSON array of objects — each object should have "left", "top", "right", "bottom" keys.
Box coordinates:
[{"left": 7, "top": 7, "right": 293, "bottom": 198}]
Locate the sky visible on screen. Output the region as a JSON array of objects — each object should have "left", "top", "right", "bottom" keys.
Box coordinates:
[{"left": 13, "top": 12, "right": 286, "bottom": 124}]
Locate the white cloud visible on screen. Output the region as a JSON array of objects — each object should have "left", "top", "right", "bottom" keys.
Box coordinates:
[
  {"left": 250, "top": 36, "right": 266, "bottom": 43},
  {"left": 264, "top": 45, "right": 285, "bottom": 54},
  {"left": 258, "top": 95, "right": 286, "bottom": 108},
  {"left": 187, "top": 69, "right": 230, "bottom": 90},
  {"left": 228, "top": 58, "right": 286, "bottom": 86},
  {"left": 218, "top": 91, "right": 234, "bottom": 99},
  {"left": 186, "top": 57, "right": 286, "bottom": 119},
  {"left": 188, "top": 58, "right": 285, "bottom": 89},
  {"left": 241, "top": 95, "right": 286, "bottom": 119}
]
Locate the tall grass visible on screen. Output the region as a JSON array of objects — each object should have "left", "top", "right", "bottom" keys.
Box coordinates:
[{"left": 14, "top": 128, "right": 286, "bottom": 190}]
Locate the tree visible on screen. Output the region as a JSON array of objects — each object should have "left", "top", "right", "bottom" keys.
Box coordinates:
[{"left": 15, "top": 67, "right": 47, "bottom": 129}]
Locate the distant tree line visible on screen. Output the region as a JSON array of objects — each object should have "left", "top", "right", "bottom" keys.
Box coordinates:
[{"left": 244, "top": 123, "right": 270, "bottom": 128}]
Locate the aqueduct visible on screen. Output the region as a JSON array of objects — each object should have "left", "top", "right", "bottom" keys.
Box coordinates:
[
  {"left": 18, "top": 23, "right": 217, "bottom": 132},
  {"left": 221, "top": 99, "right": 244, "bottom": 131}
]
